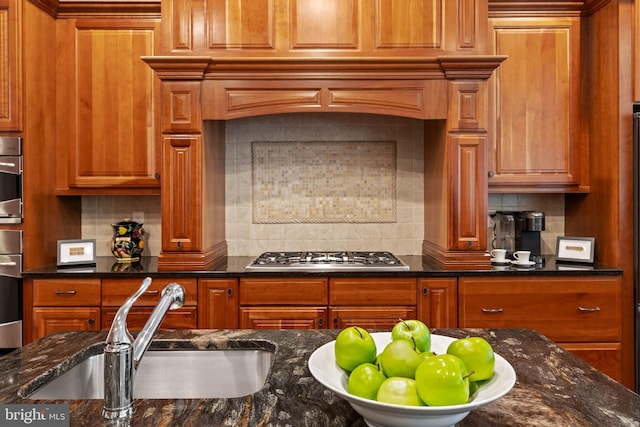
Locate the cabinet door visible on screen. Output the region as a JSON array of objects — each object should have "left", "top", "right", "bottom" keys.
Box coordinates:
[
  {"left": 488, "top": 17, "right": 586, "bottom": 191},
  {"left": 56, "top": 18, "right": 160, "bottom": 193},
  {"left": 198, "top": 279, "right": 238, "bottom": 329},
  {"left": 240, "top": 307, "right": 327, "bottom": 329},
  {"left": 0, "top": 0, "right": 20, "bottom": 131},
  {"left": 559, "top": 342, "right": 622, "bottom": 383},
  {"left": 329, "top": 306, "right": 416, "bottom": 330},
  {"left": 33, "top": 307, "right": 100, "bottom": 340},
  {"left": 417, "top": 278, "right": 457, "bottom": 328}
]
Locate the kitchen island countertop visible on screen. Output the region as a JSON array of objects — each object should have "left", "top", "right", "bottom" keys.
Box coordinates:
[{"left": 1, "top": 328, "right": 638, "bottom": 426}]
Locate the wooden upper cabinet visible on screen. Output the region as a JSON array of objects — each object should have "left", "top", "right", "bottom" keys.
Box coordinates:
[
  {"left": 56, "top": 18, "right": 161, "bottom": 194},
  {"left": 161, "top": 0, "right": 486, "bottom": 56},
  {"left": 0, "top": 0, "right": 21, "bottom": 131},
  {"left": 488, "top": 17, "right": 587, "bottom": 192}
]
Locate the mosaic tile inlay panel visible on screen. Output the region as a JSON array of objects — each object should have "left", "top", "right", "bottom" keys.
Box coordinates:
[{"left": 252, "top": 141, "right": 397, "bottom": 223}]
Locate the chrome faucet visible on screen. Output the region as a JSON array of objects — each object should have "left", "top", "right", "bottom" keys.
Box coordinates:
[{"left": 102, "top": 277, "right": 185, "bottom": 420}]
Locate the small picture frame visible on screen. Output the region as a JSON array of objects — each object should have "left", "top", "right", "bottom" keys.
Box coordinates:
[
  {"left": 57, "top": 239, "right": 97, "bottom": 267},
  {"left": 556, "top": 236, "right": 595, "bottom": 264}
]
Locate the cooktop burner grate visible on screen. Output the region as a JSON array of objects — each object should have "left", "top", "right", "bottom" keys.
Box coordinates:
[{"left": 245, "top": 251, "right": 409, "bottom": 271}]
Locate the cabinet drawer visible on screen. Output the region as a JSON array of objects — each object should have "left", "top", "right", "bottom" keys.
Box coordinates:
[
  {"left": 459, "top": 277, "right": 622, "bottom": 342},
  {"left": 240, "top": 278, "right": 328, "bottom": 305},
  {"left": 101, "top": 307, "right": 197, "bottom": 330},
  {"left": 329, "top": 278, "right": 417, "bottom": 305},
  {"left": 102, "top": 278, "right": 197, "bottom": 306},
  {"left": 33, "top": 279, "right": 101, "bottom": 306}
]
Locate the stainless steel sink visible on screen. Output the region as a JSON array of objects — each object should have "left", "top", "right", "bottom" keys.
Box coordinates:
[{"left": 27, "top": 348, "right": 273, "bottom": 400}]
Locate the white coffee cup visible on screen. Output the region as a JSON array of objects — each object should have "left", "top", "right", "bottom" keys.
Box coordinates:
[
  {"left": 490, "top": 249, "right": 507, "bottom": 262},
  {"left": 513, "top": 250, "right": 531, "bottom": 263}
]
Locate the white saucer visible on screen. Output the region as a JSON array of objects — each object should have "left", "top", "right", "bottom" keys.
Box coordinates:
[
  {"left": 511, "top": 260, "right": 535, "bottom": 267},
  {"left": 491, "top": 258, "right": 511, "bottom": 265}
]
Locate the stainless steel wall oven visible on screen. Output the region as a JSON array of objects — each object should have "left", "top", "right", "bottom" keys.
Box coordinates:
[
  {"left": 0, "top": 136, "right": 22, "bottom": 223},
  {"left": 0, "top": 229, "right": 22, "bottom": 350}
]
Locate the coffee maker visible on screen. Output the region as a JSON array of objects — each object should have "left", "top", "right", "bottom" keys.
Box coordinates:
[{"left": 493, "top": 211, "right": 545, "bottom": 260}]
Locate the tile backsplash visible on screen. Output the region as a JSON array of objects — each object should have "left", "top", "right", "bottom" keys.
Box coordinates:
[{"left": 80, "top": 113, "right": 565, "bottom": 257}]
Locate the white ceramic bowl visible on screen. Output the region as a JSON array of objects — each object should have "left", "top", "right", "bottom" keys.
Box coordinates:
[{"left": 308, "top": 332, "right": 516, "bottom": 427}]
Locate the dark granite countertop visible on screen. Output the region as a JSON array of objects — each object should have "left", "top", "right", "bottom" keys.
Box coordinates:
[
  {"left": 22, "top": 255, "right": 622, "bottom": 279},
  {"left": 1, "top": 328, "right": 638, "bottom": 426}
]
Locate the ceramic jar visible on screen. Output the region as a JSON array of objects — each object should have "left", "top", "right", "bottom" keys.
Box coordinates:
[{"left": 110, "top": 219, "right": 145, "bottom": 262}]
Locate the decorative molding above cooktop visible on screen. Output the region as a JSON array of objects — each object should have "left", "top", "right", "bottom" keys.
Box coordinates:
[{"left": 251, "top": 141, "right": 397, "bottom": 224}]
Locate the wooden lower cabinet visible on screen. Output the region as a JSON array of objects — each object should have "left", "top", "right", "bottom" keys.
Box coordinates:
[
  {"left": 29, "top": 278, "right": 102, "bottom": 342},
  {"left": 102, "top": 277, "right": 198, "bottom": 330},
  {"left": 198, "top": 279, "right": 238, "bottom": 329},
  {"left": 458, "top": 276, "right": 622, "bottom": 381},
  {"left": 239, "top": 277, "right": 329, "bottom": 329},
  {"left": 329, "top": 306, "right": 416, "bottom": 330},
  {"left": 417, "top": 278, "right": 458, "bottom": 328},
  {"left": 329, "top": 277, "right": 417, "bottom": 329},
  {"left": 33, "top": 308, "right": 100, "bottom": 339}
]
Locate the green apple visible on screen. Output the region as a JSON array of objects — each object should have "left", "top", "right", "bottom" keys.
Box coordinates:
[
  {"left": 446, "top": 336, "right": 495, "bottom": 382},
  {"left": 414, "top": 354, "right": 470, "bottom": 406},
  {"left": 376, "top": 377, "right": 424, "bottom": 406},
  {"left": 378, "top": 338, "right": 424, "bottom": 379},
  {"left": 391, "top": 319, "right": 431, "bottom": 353},
  {"left": 334, "top": 326, "right": 377, "bottom": 372},
  {"left": 347, "top": 362, "right": 387, "bottom": 400}
]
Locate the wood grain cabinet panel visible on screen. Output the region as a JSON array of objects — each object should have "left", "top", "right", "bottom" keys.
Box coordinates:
[
  {"left": 33, "top": 308, "right": 100, "bottom": 339},
  {"left": 101, "top": 278, "right": 197, "bottom": 307},
  {"left": 162, "top": 0, "right": 484, "bottom": 55},
  {"left": 417, "top": 278, "right": 457, "bottom": 328},
  {"left": 329, "top": 278, "right": 416, "bottom": 306},
  {"left": 32, "top": 279, "right": 101, "bottom": 307},
  {"left": 329, "top": 306, "right": 416, "bottom": 330},
  {"left": 240, "top": 306, "right": 328, "bottom": 329},
  {"left": 30, "top": 278, "right": 102, "bottom": 341},
  {"left": 101, "top": 277, "right": 198, "bottom": 330},
  {"left": 198, "top": 279, "right": 238, "bottom": 329},
  {"left": 488, "top": 17, "right": 586, "bottom": 191},
  {"left": 0, "top": 0, "right": 20, "bottom": 131},
  {"left": 56, "top": 18, "right": 161, "bottom": 193},
  {"left": 101, "top": 307, "right": 197, "bottom": 330},
  {"left": 459, "top": 276, "right": 622, "bottom": 380}
]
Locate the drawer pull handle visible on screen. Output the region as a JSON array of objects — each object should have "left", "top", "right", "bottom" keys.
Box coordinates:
[
  {"left": 0, "top": 261, "right": 16, "bottom": 266},
  {"left": 481, "top": 308, "right": 504, "bottom": 314},
  {"left": 55, "top": 290, "right": 77, "bottom": 295},
  {"left": 578, "top": 306, "right": 601, "bottom": 312},
  {"left": 143, "top": 290, "right": 160, "bottom": 296}
]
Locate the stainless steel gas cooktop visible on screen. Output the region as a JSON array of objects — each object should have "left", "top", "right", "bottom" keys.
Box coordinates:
[{"left": 245, "top": 251, "right": 410, "bottom": 272}]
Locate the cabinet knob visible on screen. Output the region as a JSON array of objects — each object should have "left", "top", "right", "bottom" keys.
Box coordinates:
[
  {"left": 154, "top": 173, "right": 160, "bottom": 180},
  {"left": 318, "top": 318, "right": 323, "bottom": 327},
  {"left": 227, "top": 288, "right": 233, "bottom": 297},
  {"left": 481, "top": 308, "right": 504, "bottom": 314},
  {"left": 333, "top": 318, "right": 338, "bottom": 326},
  {"left": 176, "top": 241, "right": 182, "bottom": 249},
  {"left": 422, "top": 287, "right": 428, "bottom": 295},
  {"left": 488, "top": 170, "right": 495, "bottom": 177},
  {"left": 88, "top": 318, "right": 95, "bottom": 326}
]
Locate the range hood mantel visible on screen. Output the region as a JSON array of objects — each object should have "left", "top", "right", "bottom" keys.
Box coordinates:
[
  {"left": 146, "top": 0, "right": 504, "bottom": 271},
  {"left": 143, "top": 55, "right": 506, "bottom": 81}
]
